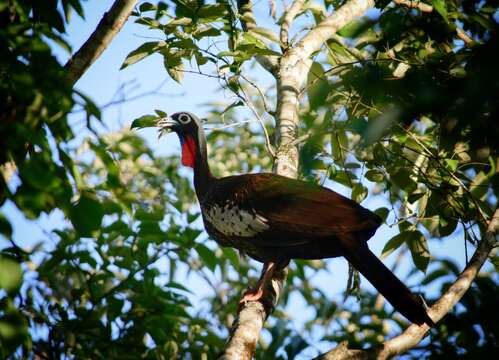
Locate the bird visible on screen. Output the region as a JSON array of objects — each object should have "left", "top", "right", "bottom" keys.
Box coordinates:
[{"left": 157, "top": 111, "right": 434, "bottom": 327}]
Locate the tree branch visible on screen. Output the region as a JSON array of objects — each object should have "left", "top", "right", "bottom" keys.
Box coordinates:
[
  {"left": 280, "top": 0, "right": 305, "bottom": 49},
  {"left": 295, "top": 0, "right": 375, "bottom": 59},
  {"left": 64, "top": 0, "right": 138, "bottom": 86},
  {"left": 220, "top": 267, "right": 287, "bottom": 359},
  {"left": 237, "top": 0, "right": 279, "bottom": 74},
  {"left": 315, "top": 207, "right": 499, "bottom": 360}
]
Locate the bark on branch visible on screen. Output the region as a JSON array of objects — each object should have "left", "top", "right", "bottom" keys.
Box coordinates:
[
  {"left": 64, "top": 0, "right": 138, "bottom": 86},
  {"left": 315, "top": 208, "right": 499, "bottom": 360},
  {"left": 280, "top": 0, "right": 305, "bottom": 48},
  {"left": 296, "top": 0, "right": 375, "bottom": 59}
]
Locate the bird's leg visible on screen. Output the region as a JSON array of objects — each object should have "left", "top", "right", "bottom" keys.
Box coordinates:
[{"left": 240, "top": 262, "right": 276, "bottom": 303}]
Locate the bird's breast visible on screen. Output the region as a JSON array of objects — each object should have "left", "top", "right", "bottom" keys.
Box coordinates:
[{"left": 201, "top": 202, "right": 269, "bottom": 238}]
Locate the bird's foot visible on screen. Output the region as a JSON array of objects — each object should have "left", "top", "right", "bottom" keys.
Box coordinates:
[
  {"left": 238, "top": 262, "right": 276, "bottom": 311},
  {"left": 239, "top": 287, "right": 264, "bottom": 304}
]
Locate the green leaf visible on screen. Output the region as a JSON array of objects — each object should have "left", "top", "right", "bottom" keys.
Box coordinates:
[
  {"left": 130, "top": 115, "right": 159, "bottom": 130},
  {"left": 365, "top": 169, "right": 384, "bottom": 182},
  {"left": 107, "top": 297, "right": 124, "bottom": 322},
  {"left": 195, "top": 244, "right": 217, "bottom": 272},
  {"left": 166, "top": 61, "right": 184, "bottom": 83},
  {"left": 120, "top": 41, "right": 165, "bottom": 69},
  {"left": 381, "top": 232, "right": 406, "bottom": 259},
  {"left": 331, "top": 130, "right": 348, "bottom": 164},
  {"left": 250, "top": 27, "right": 280, "bottom": 44},
  {"left": 406, "top": 230, "right": 430, "bottom": 273},
  {"left": 444, "top": 158, "right": 458, "bottom": 171},
  {"left": 351, "top": 183, "right": 367, "bottom": 203},
  {"left": 374, "top": 207, "right": 389, "bottom": 222},
  {"left": 222, "top": 248, "right": 240, "bottom": 269},
  {"left": 390, "top": 168, "right": 417, "bottom": 193},
  {"left": 135, "top": 207, "right": 164, "bottom": 221},
  {"left": 139, "top": 2, "right": 156, "bottom": 12},
  {"left": 165, "top": 281, "right": 193, "bottom": 293},
  {"left": 0, "top": 213, "right": 12, "bottom": 239},
  {"left": 197, "top": 4, "right": 227, "bottom": 19},
  {"left": 155, "top": 109, "right": 168, "bottom": 118},
  {"left": 307, "top": 62, "right": 330, "bottom": 110},
  {"left": 338, "top": 16, "right": 375, "bottom": 38},
  {"left": 0, "top": 255, "right": 22, "bottom": 293},
  {"left": 431, "top": 0, "right": 447, "bottom": 19},
  {"left": 70, "top": 192, "right": 104, "bottom": 236}
]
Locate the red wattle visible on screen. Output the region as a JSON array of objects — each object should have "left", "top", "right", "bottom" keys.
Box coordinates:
[{"left": 181, "top": 136, "right": 197, "bottom": 168}]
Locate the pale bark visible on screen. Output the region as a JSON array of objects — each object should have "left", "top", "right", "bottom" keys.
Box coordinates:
[
  {"left": 64, "top": 0, "right": 138, "bottom": 86},
  {"left": 295, "top": 0, "right": 375, "bottom": 59},
  {"left": 280, "top": 0, "right": 305, "bottom": 48}
]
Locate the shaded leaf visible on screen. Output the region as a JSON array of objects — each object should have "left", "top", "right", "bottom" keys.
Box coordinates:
[{"left": 131, "top": 115, "right": 159, "bottom": 130}]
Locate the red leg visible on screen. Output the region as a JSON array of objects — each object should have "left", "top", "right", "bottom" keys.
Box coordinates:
[{"left": 240, "top": 262, "right": 275, "bottom": 303}]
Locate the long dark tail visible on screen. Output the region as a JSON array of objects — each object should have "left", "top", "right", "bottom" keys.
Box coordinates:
[{"left": 343, "top": 242, "right": 434, "bottom": 326}]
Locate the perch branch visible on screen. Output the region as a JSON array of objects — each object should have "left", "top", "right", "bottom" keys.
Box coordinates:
[{"left": 64, "top": 0, "right": 138, "bottom": 86}]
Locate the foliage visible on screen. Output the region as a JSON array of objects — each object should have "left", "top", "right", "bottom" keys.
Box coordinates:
[{"left": 0, "top": 0, "right": 498, "bottom": 359}]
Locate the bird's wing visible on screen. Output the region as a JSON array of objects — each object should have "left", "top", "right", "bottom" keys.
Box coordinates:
[{"left": 215, "top": 173, "right": 381, "bottom": 240}]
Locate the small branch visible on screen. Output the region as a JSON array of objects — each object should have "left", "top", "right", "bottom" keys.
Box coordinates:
[
  {"left": 280, "top": 0, "right": 305, "bottom": 48},
  {"left": 64, "top": 0, "right": 138, "bottom": 86},
  {"left": 456, "top": 28, "right": 474, "bottom": 45},
  {"left": 237, "top": 0, "right": 279, "bottom": 74},
  {"left": 377, "top": 207, "right": 499, "bottom": 359},
  {"left": 393, "top": 0, "right": 433, "bottom": 13},
  {"left": 295, "top": 0, "right": 376, "bottom": 59},
  {"left": 315, "top": 207, "right": 499, "bottom": 360}
]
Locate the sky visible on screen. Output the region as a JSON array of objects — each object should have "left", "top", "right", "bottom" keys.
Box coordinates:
[{"left": 1, "top": 1, "right": 489, "bottom": 358}]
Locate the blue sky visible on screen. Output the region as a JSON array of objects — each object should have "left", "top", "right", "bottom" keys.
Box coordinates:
[{"left": 1, "top": 1, "right": 488, "bottom": 357}]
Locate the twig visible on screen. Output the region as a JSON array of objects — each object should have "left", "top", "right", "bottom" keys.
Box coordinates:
[
  {"left": 237, "top": 86, "right": 276, "bottom": 157},
  {"left": 64, "top": 0, "right": 138, "bottom": 86}
]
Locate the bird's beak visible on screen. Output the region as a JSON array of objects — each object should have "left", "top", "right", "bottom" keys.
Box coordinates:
[{"left": 156, "top": 117, "right": 179, "bottom": 139}]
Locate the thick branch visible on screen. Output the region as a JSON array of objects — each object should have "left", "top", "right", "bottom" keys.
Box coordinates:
[
  {"left": 237, "top": 0, "right": 278, "bottom": 74},
  {"left": 315, "top": 208, "right": 499, "bottom": 360},
  {"left": 280, "top": 0, "right": 305, "bottom": 48},
  {"left": 64, "top": 0, "right": 138, "bottom": 86},
  {"left": 296, "top": 0, "right": 375, "bottom": 59},
  {"left": 220, "top": 268, "right": 287, "bottom": 359}
]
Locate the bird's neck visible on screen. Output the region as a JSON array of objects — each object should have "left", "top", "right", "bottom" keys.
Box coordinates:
[{"left": 181, "top": 128, "right": 213, "bottom": 199}]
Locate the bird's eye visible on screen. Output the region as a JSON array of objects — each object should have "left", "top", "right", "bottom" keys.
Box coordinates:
[{"left": 178, "top": 113, "right": 191, "bottom": 124}]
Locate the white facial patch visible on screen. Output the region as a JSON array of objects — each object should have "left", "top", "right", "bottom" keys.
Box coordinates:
[{"left": 203, "top": 203, "right": 269, "bottom": 237}]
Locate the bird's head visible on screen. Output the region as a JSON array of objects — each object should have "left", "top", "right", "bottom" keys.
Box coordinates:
[{"left": 157, "top": 111, "right": 205, "bottom": 168}]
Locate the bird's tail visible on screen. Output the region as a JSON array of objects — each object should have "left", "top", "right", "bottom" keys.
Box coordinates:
[{"left": 343, "top": 242, "right": 434, "bottom": 327}]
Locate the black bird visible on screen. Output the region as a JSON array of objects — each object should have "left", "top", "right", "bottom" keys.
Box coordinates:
[{"left": 157, "top": 111, "right": 434, "bottom": 326}]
